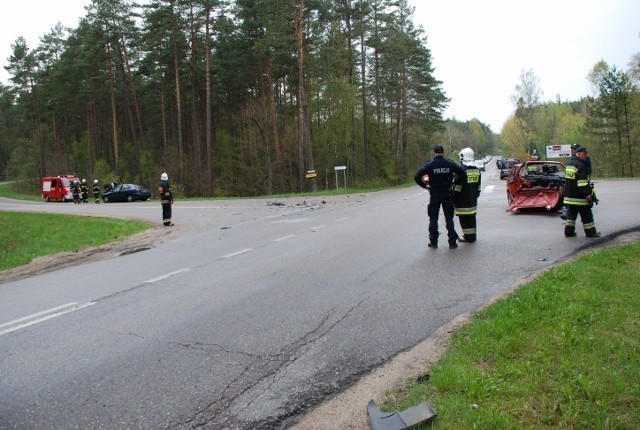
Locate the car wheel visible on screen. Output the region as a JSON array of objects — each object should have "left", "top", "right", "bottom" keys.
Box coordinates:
[
  {"left": 103, "top": 196, "right": 109, "bottom": 203},
  {"left": 127, "top": 195, "right": 134, "bottom": 202},
  {"left": 45, "top": 195, "right": 51, "bottom": 202}
]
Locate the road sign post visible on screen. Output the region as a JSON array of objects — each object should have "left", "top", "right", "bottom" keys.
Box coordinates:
[{"left": 334, "top": 165, "right": 347, "bottom": 190}]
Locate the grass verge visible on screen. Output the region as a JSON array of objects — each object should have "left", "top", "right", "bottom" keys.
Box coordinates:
[
  {"left": 0, "top": 212, "right": 151, "bottom": 271},
  {"left": 0, "top": 182, "right": 42, "bottom": 202},
  {"left": 383, "top": 242, "right": 640, "bottom": 429}
]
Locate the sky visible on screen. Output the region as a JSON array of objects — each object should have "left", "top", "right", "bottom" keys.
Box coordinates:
[{"left": 1, "top": 0, "right": 639, "bottom": 132}]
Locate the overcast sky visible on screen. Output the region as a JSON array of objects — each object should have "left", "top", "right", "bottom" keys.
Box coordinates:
[{"left": 1, "top": 0, "right": 638, "bottom": 132}]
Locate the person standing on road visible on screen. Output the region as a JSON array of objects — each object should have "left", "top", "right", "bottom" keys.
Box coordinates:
[
  {"left": 80, "top": 179, "right": 89, "bottom": 203},
  {"left": 414, "top": 145, "right": 466, "bottom": 249},
  {"left": 563, "top": 146, "right": 600, "bottom": 238},
  {"left": 453, "top": 147, "right": 481, "bottom": 243},
  {"left": 92, "top": 179, "right": 101, "bottom": 203},
  {"left": 561, "top": 144, "right": 592, "bottom": 220},
  {"left": 158, "top": 172, "right": 174, "bottom": 226},
  {"left": 71, "top": 180, "right": 81, "bottom": 204}
]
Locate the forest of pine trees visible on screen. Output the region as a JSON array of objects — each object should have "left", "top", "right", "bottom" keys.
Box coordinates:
[
  {"left": 0, "top": 0, "right": 471, "bottom": 197},
  {"left": 1, "top": 1, "right": 636, "bottom": 199}
]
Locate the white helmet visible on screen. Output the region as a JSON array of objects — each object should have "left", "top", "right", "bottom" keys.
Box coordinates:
[
  {"left": 459, "top": 147, "right": 475, "bottom": 166},
  {"left": 161, "top": 172, "right": 168, "bottom": 181},
  {"left": 94, "top": 179, "right": 98, "bottom": 184}
]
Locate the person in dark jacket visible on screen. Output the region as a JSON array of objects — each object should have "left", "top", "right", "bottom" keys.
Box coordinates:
[
  {"left": 92, "top": 179, "right": 101, "bottom": 203},
  {"left": 414, "top": 145, "right": 466, "bottom": 249},
  {"left": 563, "top": 147, "right": 600, "bottom": 237},
  {"left": 80, "top": 179, "right": 89, "bottom": 203},
  {"left": 561, "top": 143, "right": 592, "bottom": 220},
  {"left": 71, "top": 180, "right": 81, "bottom": 204},
  {"left": 453, "top": 147, "right": 481, "bottom": 243},
  {"left": 158, "top": 172, "right": 174, "bottom": 226}
]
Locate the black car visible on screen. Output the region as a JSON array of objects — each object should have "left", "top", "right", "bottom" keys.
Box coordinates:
[
  {"left": 499, "top": 158, "right": 521, "bottom": 179},
  {"left": 102, "top": 183, "right": 151, "bottom": 202}
]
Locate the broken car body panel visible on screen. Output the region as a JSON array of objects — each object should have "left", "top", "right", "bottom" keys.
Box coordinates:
[
  {"left": 506, "top": 161, "right": 565, "bottom": 213},
  {"left": 367, "top": 400, "right": 437, "bottom": 430}
]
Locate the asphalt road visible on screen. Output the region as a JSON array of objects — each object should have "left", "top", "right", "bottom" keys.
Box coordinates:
[{"left": 1, "top": 163, "right": 639, "bottom": 429}]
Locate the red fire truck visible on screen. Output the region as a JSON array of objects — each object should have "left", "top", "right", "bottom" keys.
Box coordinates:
[{"left": 41, "top": 175, "right": 79, "bottom": 202}]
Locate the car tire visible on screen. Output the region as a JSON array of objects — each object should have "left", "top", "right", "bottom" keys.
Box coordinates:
[
  {"left": 103, "top": 196, "right": 109, "bottom": 203},
  {"left": 127, "top": 195, "right": 134, "bottom": 202},
  {"left": 45, "top": 195, "right": 50, "bottom": 202}
]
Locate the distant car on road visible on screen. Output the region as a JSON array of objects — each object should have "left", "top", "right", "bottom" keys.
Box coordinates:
[
  {"left": 474, "top": 159, "right": 485, "bottom": 171},
  {"left": 102, "top": 183, "right": 151, "bottom": 203},
  {"left": 499, "top": 158, "right": 521, "bottom": 179}
]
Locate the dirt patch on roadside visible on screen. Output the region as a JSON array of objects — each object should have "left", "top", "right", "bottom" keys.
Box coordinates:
[{"left": 0, "top": 226, "right": 173, "bottom": 285}]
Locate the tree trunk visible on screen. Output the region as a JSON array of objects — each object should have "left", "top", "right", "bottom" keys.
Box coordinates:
[
  {"left": 108, "top": 57, "right": 119, "bottom": 176},
  {"left": 295, "top": 0, "right": 316, "bottom": 192}
]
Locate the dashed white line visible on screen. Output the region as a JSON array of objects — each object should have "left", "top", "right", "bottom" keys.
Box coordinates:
[
  {"left": 222, "top": 248, "right": 254, "bottom": 259},
  {"left": 484, "top": 185, "right": 495, "bottom": 194},
  {"left": 0, "top": 302, "right": 97, "bottom": 336},
  {"left": 274, "top": 235, "right": 296, "bottom": 242},
  {"left": 145, "top": 268, "right": 191, "bottom": 284}
]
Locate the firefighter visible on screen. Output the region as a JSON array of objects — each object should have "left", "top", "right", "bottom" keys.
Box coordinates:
[
  {"left": 158, "top": 172, "right": 174, "bottom": 226},
  {"left": 80, "top": 179, "right": 89, "bottom": 203},
  {"left": 414, "top": 145, "right": 466, "bottom": 249},
  {"left": 453, "top": 147, "right": 481, "bottom": 243},
  {"left": 563, "top": 146, "right": 600, "bottom": 238},
  {"left": 93, "top": 179, "right": 101, "bottom": 203},
  {"left": 561, "top": 144, "right": 592, "bottom": 220},
  {"left": 71, "top": 180, "right": 81, "bottom": 204}
]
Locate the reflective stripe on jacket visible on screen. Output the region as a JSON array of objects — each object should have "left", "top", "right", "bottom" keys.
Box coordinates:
[{"left": 563, "top": 158, "right": 591, "bottom": 206}]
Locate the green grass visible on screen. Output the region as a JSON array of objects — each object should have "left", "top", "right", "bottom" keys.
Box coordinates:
[
  {"left": 0, "top": 182, "right": 42, "bottom": 201},
  {"left": 0, "top": 212, "right": 152, "bottom": 270},
  {"left": 383, "top": 242, "right": 640, "bottom": 429}
]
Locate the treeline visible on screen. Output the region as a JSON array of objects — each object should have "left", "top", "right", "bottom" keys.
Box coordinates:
[
  {"left": 0, "top": 0, "right": 485, "bottom": 197},
  {"left": 501, "top": 62, "right": 640, "bottom": 178}
]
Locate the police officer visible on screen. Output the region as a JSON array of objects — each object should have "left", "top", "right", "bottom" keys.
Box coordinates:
[
  {"left": 453, "top": 147, "right": 481, "bottom": 243},
  {"left": 414, "top": 145, "right": 466, "bottom": 249},
  {"left": 158, "top": 172, "right": 174, "bottom": 226},
  {"left": 563, "top": 146, "right": 600, "bottom": 238},
  {"left": 92, "top": 179, "right": 101, "bottom": 203},
  {"left": 80, "top": 179, "right": 89, "bottom": 203}
]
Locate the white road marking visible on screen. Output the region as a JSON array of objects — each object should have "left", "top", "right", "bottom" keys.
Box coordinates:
[
  {"left": 270, "top": 218, "right": 308, "bottom": 224},
  {"left": 484, "top": 185, "right": 495, "bottom": 194},
  {"left": 336, "top": 217, "right": 348, "bottom": 222},
  {"left": 274, "top": 235, "right": 295, "bottom": 242},
  {"left": 222, "top": 248, "right": 253, "bottom": 259},
  {"left": 0, "top": 302, "right": 96, "bottom": 336},
  {"left": 145, "top": 268, "right": 191, "bottom": 284},
  {"left": 0, "top": 302, "right": 78, "bottom": 329},
  {"left": 310, "top": 224, "right": 327, "bottom": 231}
]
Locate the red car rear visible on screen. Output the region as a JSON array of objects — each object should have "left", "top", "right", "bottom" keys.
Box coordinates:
[{"left": 506, "top": 161, "right": 565, "bottom": 212}]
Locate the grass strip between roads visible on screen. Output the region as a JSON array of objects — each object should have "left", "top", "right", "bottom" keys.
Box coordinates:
[
  {"left": 0, "top": 212, "right": 151, "bottom": 271},
  {"left": 384, "top": 241, "right": 640, "bottom": 429}
]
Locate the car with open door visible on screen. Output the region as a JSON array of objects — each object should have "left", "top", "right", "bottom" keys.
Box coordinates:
[{"left": 506, "top": 160, "right": 565, "bottom": 213}]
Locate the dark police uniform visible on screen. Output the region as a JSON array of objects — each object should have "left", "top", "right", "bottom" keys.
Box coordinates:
[
  {"left": 414, "top": 146, "right": 466, "bottom": 248},
  {"left": 453, "top": 163, "right": 481, "bottom": 242}
]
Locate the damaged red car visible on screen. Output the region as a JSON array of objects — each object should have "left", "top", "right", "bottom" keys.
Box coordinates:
[{"left": 506, "top": 160, "right": 566, "bottom": 213}]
